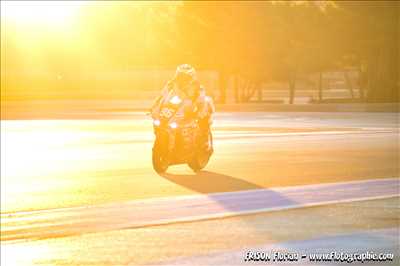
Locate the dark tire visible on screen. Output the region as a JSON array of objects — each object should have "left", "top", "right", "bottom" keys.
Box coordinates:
[
  {"left": 152, "top": 146, "right": 169, "bottom": 174},
  {"left": 188, "top": 131, "right": 213, "bottom": 172}
]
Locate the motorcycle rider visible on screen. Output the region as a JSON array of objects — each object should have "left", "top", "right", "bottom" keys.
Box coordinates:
[
  {"left": 151, "top": 64, "right": 197, "bottom": 112},
  {"left": 188, "top": 79, "right": 214, "bottom": 144},
  {"left": 151, "top": 64, "right": 214, "bottom": 145}
]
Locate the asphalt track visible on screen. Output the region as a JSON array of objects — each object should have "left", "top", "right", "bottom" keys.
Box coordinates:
[
  {"left": 2, "top": 198, "right": 398, "bottom": 266},
  {"left": 1, "top": 112, "right": 399, "bottom": 213},
  {"left": 152, "top": 228, "right": 399, "bottom": 266},
  {"left": 2, "top": 178, "right": 398, "bottom": 242},
  {"left": 1, "top": 112, "right": 399, "bottom": 265}
]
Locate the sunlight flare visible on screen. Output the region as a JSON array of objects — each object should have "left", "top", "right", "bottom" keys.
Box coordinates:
[{"left": 1, "top": 1, "right": 84, "bottom": 27}]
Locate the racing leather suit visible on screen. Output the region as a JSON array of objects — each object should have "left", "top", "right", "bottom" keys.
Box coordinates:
[{"left": 151, "top": 81, "right": 214, "bottom": 143}]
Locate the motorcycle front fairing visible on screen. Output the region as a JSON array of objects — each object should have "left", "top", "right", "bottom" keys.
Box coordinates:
[{"left": 151, "top": 90, "right": 198, "bottom": 164}]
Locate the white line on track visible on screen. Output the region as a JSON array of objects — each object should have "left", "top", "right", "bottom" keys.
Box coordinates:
[{"left": 1, "top": 178, "right": 398, "bottom": 242}]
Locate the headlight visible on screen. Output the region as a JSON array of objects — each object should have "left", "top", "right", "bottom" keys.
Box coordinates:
[
  {"left": 153, "top": 119, "right": 160, "bottom": 126},
  {"left": 169, "top": 122, "right": 178, "bottom": 129},
  {"left": 169, "top": 95, "right": 182, "bottom": 105}
]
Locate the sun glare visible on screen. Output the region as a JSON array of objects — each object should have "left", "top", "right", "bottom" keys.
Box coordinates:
[{"left": 1, "top": 1, "right": 84, "bottom": 27}]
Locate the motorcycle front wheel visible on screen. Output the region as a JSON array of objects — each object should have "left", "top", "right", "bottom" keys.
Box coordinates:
[
  {"left": 188, "top": 131, "right": 213, "bottom": 172},
  {"left": 152, "top": 145, "right": 169, "bottom": 174}
]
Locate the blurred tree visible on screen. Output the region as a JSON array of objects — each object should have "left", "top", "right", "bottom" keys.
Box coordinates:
[
  {"left": 336, "top": 1, "right": 399, "bottom": 102},
  {"left": 172, "top": 1, "right": 342, "bottom": 104},
  {"left": 3, "top": 1, "right": 398, "bottom": 102}
]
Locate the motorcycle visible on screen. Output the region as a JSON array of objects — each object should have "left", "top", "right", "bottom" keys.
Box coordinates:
[{"left": 150, "top": 89, "right": 214, "bottom": 174}]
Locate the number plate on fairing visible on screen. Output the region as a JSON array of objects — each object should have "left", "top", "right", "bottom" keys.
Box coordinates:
[{"left": 160, "top": 107, "right": 174, "bottom": 118}]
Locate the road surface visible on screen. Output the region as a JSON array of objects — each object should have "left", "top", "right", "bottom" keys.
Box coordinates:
[
  {"left": 2, "top": 198, "right": 398, "bottom": 266},
  {"left": 2, "top": 112, "right": 398, "bottom": 213},
  {"left": 1, "top": 111, "right": 399, "bottom": 265},
  {"left": 2, "top": 178, "right": 398, "bottom": 242}
]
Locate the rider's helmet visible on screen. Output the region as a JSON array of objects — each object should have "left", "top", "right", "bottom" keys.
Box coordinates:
[{"left": 174, "top": 64, "right": 197, "bottom": 92}]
